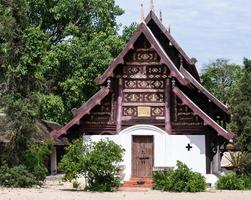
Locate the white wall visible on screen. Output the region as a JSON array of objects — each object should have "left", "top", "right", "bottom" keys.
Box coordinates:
[{"left": 84, "top": 125, "right": 206, "bottom": 181}]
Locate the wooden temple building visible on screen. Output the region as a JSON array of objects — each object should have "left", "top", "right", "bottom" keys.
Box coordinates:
[{"left": 51, "top": 8, "right": 234, "bottom": 182}]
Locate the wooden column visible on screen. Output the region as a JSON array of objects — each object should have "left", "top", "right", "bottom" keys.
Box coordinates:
[
  {"left": 50, "top": 148, "right": 57, "bottom": 175},
  {"left": 212, "top": 144, "right": 221, "bottom": 174},
  {"left": 116, "top": 78, "right": 123, "bottom": 133},
  {"left": 165, "top": 79, "right": 172, "bottom": 133}
]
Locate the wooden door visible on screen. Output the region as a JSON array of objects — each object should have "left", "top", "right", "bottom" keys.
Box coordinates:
[{"left": 132, "top": 136, "right": 153, "bottom": 177}]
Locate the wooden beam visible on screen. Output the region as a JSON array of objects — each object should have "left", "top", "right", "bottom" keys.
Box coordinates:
[
  {"left": 165, "top": 79, "right": 172, "bottom": 133},
  {"left": 116, "top": 78, "right": 123, "bottom": 133}
]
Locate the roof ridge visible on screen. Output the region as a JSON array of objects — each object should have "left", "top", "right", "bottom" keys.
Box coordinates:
[{"left": 145, "top": 11, "right": 195, "bottom": 65}]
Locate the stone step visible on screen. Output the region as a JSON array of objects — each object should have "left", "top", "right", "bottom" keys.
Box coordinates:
[
  {"left": 119, "top": 187, "right": 151, "bottom": 192},
  {"left": 122, "top": 177, "right": 154, "bottom": 188}
]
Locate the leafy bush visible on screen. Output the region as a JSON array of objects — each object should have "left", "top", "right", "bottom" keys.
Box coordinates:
[
  {"left": 217, "top": 174, "right": 251, "bottom": 190},
  {"left": 59, "top": 139, "right": 87, "bottom": 181},
  {"left": 23, "top": 141, "right": 52, "bottom": 181},
  {"left": 242, "top": 176, "right": 251, "bottom": 189},
  {"left": 60, "top": 138, "right": 125, "bottom": 192},
  {"left": 153, "top": 161, "right": 206, "bottom": 192},
  {"left": 0, "top": 164, "right": 40, "bottom": 188}
]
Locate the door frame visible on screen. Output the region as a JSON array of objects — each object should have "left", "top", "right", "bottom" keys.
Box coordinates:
[{"left": 131, "top": 135, "right": 154, "bottom": 178}]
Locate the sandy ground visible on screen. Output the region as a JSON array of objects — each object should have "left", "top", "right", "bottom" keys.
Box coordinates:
[{"left": 1, "top": 176, "right": 251, "bottom": 200}]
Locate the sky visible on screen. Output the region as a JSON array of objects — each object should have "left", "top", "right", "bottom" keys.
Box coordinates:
[{"left": 115, "top": 0, "right": 251, "bottom": 71}]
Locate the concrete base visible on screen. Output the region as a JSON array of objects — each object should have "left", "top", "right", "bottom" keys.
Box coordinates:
[{"left": 205, "top": 174, "right": 219, "bottom": 188}]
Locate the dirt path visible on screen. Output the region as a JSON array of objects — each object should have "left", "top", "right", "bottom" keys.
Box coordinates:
[{"left": 0, "top": 177, "right": 251, "bottom": 200}]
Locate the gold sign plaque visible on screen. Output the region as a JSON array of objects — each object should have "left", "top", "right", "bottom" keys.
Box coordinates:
[{"left": 137, "top": 106, "right": 151, "bottom": 117}]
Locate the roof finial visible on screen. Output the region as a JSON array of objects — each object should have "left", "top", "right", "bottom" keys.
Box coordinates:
[
  {"left": 159, "top": 10, "right": 163, "bottom": 22},
  {"left": 168, "top": 24, "right": 172, "bottom": 46},
  {"left": 150, "top": 0, "right": 155, "bottom": 12},
  {"left": 168, "top": 24, "right": 171, "bottom": 34},
  {"left": 141, "top": 3, "right": 145, "bottom": 22}
]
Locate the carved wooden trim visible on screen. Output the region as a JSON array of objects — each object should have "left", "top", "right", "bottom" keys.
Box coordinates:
[{"left": 123, "top": 103, "right": 166, "bottom": 106}]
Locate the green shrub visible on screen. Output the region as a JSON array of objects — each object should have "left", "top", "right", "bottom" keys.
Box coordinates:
[
  {"left": 242, "top": 176, "right": 251, "bottom": 189},
  {"left": 84, "top": 140, "right": 125, "bottom": 192},
  {"left": 59, "top": 139, "right": 87, "bottom": 181},
  {"left": 0, "top": 164, "right": 40, "bottom": 188},
  {"left": 23, "top": 141, "right": 52, "bottom": 181},
  {"left": 217, "top": 174, "right": 251, "bottom": 190},
  {"left": 60, "top": 139, "right": 125, "bottom": 192},
  {"left": 153, "top": 161, "right": 206, "bottom": 192},
  {"left": 153, "top": 170, "right": 172, "bottom": 190}
]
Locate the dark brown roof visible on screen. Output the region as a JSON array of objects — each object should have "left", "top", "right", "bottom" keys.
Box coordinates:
[
  {"left": 145, "top": 11, "right": 196, "bottom": 66},
  {"left": 145, "top": 11, "right": 200, "bottom": 81},
  {"left": 180, "top": 66, "right": 229, "bottom": 114},
  {"left": 173, "top": 86, "right": 234, "bottom": 140}
]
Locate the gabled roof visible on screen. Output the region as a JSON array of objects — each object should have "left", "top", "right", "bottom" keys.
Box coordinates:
[
  {"left": 95, "top": 22, "right": 189, "bottom": 86},
  {"left": 172, "top": 86, "right": 234, "bottom": 140},
  {"left": 51, "top": 87, "right": 110, "bottom": 139},
  {"left": 145, "top": 11, "right": 200, "bottom": 81},
  {"left": 145, "top": 11, "right": 196, "bottom": 66},
  {"left": 180, "top": 66, "right": 229, "bottom": 114}
]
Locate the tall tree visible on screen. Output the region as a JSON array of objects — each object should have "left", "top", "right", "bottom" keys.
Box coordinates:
[
  {"left": 0, "top": 0, "right": 49, "bottom": 164},
  {"left": 230, "top": 58, "right": 251, "bottom": 151},
  {"left": 200, "top": 59, "right": 242, "bottom": 105},
  {"left": 0, "top": 0, "right": 126, "bottom": 164}
]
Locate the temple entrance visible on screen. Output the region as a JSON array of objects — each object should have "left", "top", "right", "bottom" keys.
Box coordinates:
[{"left": 132, "top": 136, "right": 153, "bottom": 177}]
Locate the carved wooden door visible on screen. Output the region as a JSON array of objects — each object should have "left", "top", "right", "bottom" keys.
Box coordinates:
[{"left": 132, "top": 136, "right": 153, "bottom": 177}]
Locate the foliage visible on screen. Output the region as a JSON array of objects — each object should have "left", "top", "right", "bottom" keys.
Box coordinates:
[
  {"left": 0, "top": 0, "right": 127, "bottom": 186},
  {"left": 121, "top": 22, "right": 137, "bottom": 42},
  {"left": 217, "top": 174, "right": 251, "bottom": 190},
  {"left": 39, "top": 94, "right": 66, "bottom": 124},
  {"left": 230, "top": 58, "right": 251, "bottom": 152},
  {"left": 2, "top": 94, "right": 39, "bottom": 164},
  {"left": 23, "top": 141, "right": 53, "bottom": 181},
  {"left": 60, "top": 139, "right": 125, "bottom": 192},
  {"left": 43, "top": 31, "right": 125, "bottom": 122},
  {"left": 27, "top": 0, "right": 124, "bottom": 43},
  {"left": 225, "top": 151, "right": 248, "bottom": 175},
  {"left": 59, "top": 138, "right": 87, "bottom": 181},
  {"left": 0, "top": 164, "right": 40, "bottom": 188},
  {"left": 153, "top": 161, "right": 206, "bottom": 192},
  {"left": 201, "top": 58, "right": 243, "bottom": 104},
  {"left": 84, "top": 139, "right": 125, "bottom": 192}
]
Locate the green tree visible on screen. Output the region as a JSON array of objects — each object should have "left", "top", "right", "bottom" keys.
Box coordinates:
[
  {"left": 230, "top": 58, "right": 251, "bottom": 151},
  {"left": 27, "top": 0, "right": 124, "bottom": 43},
  {"left": 43, "top": 30, "right": 125, "bottom": 122},
  {"left": 121, "top": 22, "right": 137, "bottom": 42},
  {"left": 60, "top": 139, "right": 125, "bottom": 192},
  {"left": 0, "top": 0, "right": 49, "bottom": 164},
  {"left": 0, "top": 0, "right": 132, "bottom": 185},
  {"left": 201, "top": 59, "right": 242, "bottom": 104}
]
